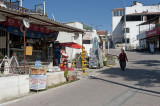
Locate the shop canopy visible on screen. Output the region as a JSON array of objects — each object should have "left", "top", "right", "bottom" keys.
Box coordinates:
[
  {"left": 60, "top": 42, "right": 82, "bottom": 49},
  {"left": 0, "top": 1, "right": 84, "bottom": 36}
]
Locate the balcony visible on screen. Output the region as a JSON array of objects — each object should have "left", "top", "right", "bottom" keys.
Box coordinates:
[{"left": 0, "top": 0, "right": 44, "bottom": 16}]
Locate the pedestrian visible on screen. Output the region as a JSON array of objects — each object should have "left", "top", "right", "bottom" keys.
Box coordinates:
[{"left": 118, "top": 48, "right": 128, "bottom": 71}]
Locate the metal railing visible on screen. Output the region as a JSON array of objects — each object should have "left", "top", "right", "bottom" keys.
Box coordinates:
[
  {"left": 0, "top": 0, "right": 37, "bottom": 14},
  {"left": 0, "top": 66, "right": 30, "bottom": 75}
]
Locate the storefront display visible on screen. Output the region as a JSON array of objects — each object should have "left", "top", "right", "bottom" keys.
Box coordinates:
[
  {"left": 89, "top": 48, "right": 98, "bottom": 68},
  {"left": 60, "top": 50, "right": 68, "bottom": 71},
  {"left": 82, "top": 48, "right": 88, "bottom": 70}
]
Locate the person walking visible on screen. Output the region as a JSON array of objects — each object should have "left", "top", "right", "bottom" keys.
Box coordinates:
[{"left": 118, "top": 48, "right": 128, "bottom": 71}]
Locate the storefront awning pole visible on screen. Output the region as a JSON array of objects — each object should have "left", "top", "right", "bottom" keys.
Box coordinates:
[{"left": 24, "top": 30, "right": 26, "bottom": 74}]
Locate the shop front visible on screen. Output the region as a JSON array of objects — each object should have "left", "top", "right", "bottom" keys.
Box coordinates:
[
  {"left": 146, "top": 28, "right": 160, "bottom": 51},
  {"left": 0, "top": 17, "right": 59, "bottom": 73}
]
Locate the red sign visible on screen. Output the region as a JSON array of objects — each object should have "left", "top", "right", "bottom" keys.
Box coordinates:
[
  {"left": 146, "top": 28, "right": 160, "bottom": 37},
  {"left": 4, "top": 18, "right": 53, "bottom": 34}
]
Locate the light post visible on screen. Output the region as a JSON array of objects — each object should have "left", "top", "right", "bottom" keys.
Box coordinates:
[{"left": 107, "top": 33, "right": 110, "bottom": 54}]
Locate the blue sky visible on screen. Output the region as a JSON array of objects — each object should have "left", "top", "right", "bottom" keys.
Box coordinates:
[{"left": 11, "top": 0, "right": 160, "bottom": 32}]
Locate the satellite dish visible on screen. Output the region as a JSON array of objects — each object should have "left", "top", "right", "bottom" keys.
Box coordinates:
[{"left": 23, "top": 18, "right": 30, "bottom": 28}]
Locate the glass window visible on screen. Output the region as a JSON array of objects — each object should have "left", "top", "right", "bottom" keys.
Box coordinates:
[
  {"left": 120, "top": 10, "right": 124, "bottom": 16},
  {"left": 114, "top": 11, "right": 119, "bottom": 16},
  {"left": 83, "top": 40, "right": 91, "bottom": 44},
  {"left": 126, "top": 28, "right": 130, "bottom": 33}
]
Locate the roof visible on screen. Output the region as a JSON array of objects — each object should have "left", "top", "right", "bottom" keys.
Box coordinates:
[
  {"left": 112, "top": 8, "right": 124, "bottom": 11},
  {"left": 97, "top": 31, "right": 107, "bottom": 35},
  {"left": 127, "top": 12, "right": 160, "bottom": 16},
  {"left": 138, "top": 16, "right": 159, "bottom": 26},
  {"left": 0, "top": 1, "right": 84, "bottom": 33}
]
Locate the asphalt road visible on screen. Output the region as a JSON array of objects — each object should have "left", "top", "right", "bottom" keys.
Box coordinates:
[{"left": 2, "top": 49, "right": 160, "bottom": 106}]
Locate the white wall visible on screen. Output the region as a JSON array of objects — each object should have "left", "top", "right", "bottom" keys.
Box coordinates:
[
  {"left": 126, "top": 21, "right": 144, "bottom": 46},
  {"left": 112, "top": 15, "right": 123, "bottom": 40},
  {"left": 0, "top": 75, "right": 29, "bottom": 101},
  {"left": 46, "top": 72, "right": 66, "bottom": 86},
  {"left": 57, "top": 21, "right": 83, "bottom": 61},
  {"left": 126, "top": 4, "right": 160, "bottom": 14},
  {"left": 83, "top": 29, "right": 99, "bottom": 56}
]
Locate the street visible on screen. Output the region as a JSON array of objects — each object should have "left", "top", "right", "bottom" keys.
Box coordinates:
[{"left": 2, "top": 49, "right": 160, "bottom": 106}]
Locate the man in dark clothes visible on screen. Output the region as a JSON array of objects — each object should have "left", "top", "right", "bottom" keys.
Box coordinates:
[{"left": 118, "top": 49, "right": 128, "bottom": 71}]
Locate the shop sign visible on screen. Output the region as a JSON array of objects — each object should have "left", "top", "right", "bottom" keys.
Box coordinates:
[
  {"left": 146, "top": 28, "right": 160, "bottom": 37},
  {"left": 30, "top": 75, "right": 46, "bottom": 90},
  {"left": 30, "top": 68, "right": 46, "bottom": 74},
  {"left": 26, "top": 46, "right": 33, "bottom": 55},
  {"left": 5, "top": 18, "right": 52, "bottom": 34},
  {"left": 1, "top": 18, "right": 58, "bottom": 39}
]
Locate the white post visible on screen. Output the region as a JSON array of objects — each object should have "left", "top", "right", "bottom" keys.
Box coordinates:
[
  {"left": 108, "top": 35, "right": 109, "bottom": 54},
  {"left": 43, "top": 0, "right": 45, "bottom": 15},
  {"left": 20, "top": 0, "right": 22, "bottom": 7}
]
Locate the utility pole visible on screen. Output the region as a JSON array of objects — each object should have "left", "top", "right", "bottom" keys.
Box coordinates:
[
  {"left": 20, "top": 0, "right": 22, "bottom": 7},
  {"left": 43, "top": 0, "right": 45, "bottom": 15}
]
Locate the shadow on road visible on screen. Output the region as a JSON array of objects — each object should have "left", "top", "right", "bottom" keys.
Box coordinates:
[
  {"left": 98, "top": 67, "right": 160, "bottom": 87},
  {"left": 132, "top": 60, "right": 160, "bottom": 67},
  {"left": 90, "top": 76, "right": 160, "bottom": 96}
]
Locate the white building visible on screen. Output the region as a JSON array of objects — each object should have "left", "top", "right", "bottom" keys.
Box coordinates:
[
  {"left": 57, "top": 21, "right": 99, "bottom": 60},
  {"left": 112, "top": 1, "right": 160, "bottom": 49},
  {"left": 57, "top": 21, "right": 83, "bottom": 61}
]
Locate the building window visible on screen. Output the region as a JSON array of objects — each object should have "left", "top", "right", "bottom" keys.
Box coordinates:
[
  {"left": 113, "top": 11, "right": 119, "bottom": 16},
  {"left": 127, "top": 39, "right": 130, "bottom": 43},
  {"left": 113, "top": 10, "right": 124, "bottom": 16},
  {"left": 83, "top": 40, "right": 91, "bottom": 44},
  {"left": 126, "top": 16, "right": 141, "bottom": 21},
  {"left": 120, "top": 10, "right": 124, "bottom": 16},
  {"left": 126, "top": 28, "right": 130, "bottom": 33}
]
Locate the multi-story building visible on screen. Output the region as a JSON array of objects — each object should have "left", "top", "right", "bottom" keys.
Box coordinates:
[
  {"left": 112, "top": 1, "right": 160, "bottom": 49},
  {"left": 138, "top": 16, "right": 160, "bottom": 52}
]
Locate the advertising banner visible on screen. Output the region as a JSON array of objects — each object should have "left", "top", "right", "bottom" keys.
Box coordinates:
[
  {"left": 30, "top": 75, "right": 47, "bottom": 90},
  {"left": 146, "top": 28, "right": 160, "bottom": 38},
  {"left": 1, "top": 18, "right": 58, "bottom": 39}
]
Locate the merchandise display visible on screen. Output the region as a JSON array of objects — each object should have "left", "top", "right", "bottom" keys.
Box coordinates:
[
  {"left": 60, "top": 50, "right": 68, "bottom": 71},
  {"left": 89, "top": 48, "right": 99, "bottom": 68}
]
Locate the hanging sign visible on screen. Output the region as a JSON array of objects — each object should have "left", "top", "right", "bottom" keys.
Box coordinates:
[{"left": 26, "top": 46, "right": 33, "bottom": 55}]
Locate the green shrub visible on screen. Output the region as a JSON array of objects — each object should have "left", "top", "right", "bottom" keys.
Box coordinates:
[
  {"left": 64, "top": 70, "right": 68, "bottom": 78},
  {"left": 103, "top": 61, "right": 107, "bottom": 66}
]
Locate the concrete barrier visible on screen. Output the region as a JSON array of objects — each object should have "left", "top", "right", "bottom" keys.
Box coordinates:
[
  {"left": 46, "top": 72, "right": 66, "bottom": 87},
  {"left": 0, "top": 75, "right": 29, "bottom": 101},
  {"left": 0, "top": 72, "right": 66, "bottom": 102}
]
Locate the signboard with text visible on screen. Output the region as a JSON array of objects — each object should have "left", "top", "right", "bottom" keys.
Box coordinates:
[
  {"left": 146, "top": 28, "right": 160, "bottom": 38},
  {"left": 30, "top": 75, "right": 46, "bottom": 90}
]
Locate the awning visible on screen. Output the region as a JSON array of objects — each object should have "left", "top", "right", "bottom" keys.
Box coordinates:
[
  {"left": 60, "top": 42, "right": 82, "bottom": 49},
  {"left": 0, "top": 2, "right": 85, "bottom": 33}
]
